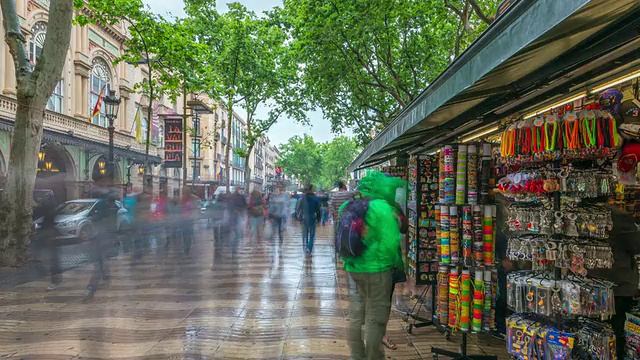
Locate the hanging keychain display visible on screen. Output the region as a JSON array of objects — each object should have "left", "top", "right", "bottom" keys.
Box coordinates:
[{"left": 498, "top": 107, "right": 621, "bottom": 164}]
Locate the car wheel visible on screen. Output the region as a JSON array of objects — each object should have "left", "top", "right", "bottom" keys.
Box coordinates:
[{"left": 79, "top": 226, "right": 92, "bottom": 242}]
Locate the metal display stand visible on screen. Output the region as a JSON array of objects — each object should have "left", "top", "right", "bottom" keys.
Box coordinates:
[
  {"left": 431, "top": 332, "right": 497, "bottom": 360},
  {"left": 404, "top": 284, "right": 450, "bottom": 337}
]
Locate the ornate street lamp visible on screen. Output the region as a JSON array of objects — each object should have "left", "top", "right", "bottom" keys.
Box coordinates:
[
  {"left": 97, "top": 160, "right": 105, "bottom": 175},
  {"left": 103, "top": 87, "right": 121, "bottom": 186},
  {"left": 139, "top": 166, "right": 145, "bottom": 175},
  {"left": 45, "top": 161, "right": 52, "bottom": 171},
  {"left": 38, "top": 151, "right": 45, "bottom": 162}
]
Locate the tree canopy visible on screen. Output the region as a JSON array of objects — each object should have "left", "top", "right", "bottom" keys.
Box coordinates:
[
  {"left": 185, "top": 1, "right": 307, "bottom": 191},
  {"left": 282, "top": 0, "right": 497, "bottom": 145},
  {"left": 277, "top": 135, "right": 359, "bottom": 189}
]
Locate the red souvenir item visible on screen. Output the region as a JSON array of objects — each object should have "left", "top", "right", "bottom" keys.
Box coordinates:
[{"left": 617, "top": 141, "right": 640, "bottom": 173}]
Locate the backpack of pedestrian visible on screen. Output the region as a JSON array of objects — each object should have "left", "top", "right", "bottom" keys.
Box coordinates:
[{"left": 335, "top": 193, "right": 370, "bottom": 258}]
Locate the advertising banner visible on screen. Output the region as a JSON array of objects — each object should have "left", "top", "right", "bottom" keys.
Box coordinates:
[{"left": 164, "top": 117, "right": 183, "bottom": 168}]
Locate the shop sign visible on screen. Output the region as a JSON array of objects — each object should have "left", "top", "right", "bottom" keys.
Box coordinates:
[{"left": 164, "top": 117, "right": 183, "bottom": 168}]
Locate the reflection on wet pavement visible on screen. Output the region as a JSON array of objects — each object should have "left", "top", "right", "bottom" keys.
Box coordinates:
[{"left": 0, "top": 221, "right": 508, "bottom": 359}]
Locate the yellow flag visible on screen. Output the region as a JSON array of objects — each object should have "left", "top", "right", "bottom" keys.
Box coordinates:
[{"left": 134, "top": 105, "right": 142, "bottom": 143}]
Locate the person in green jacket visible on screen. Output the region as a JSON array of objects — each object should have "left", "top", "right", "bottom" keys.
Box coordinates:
[{"left": 340, "top": 171, "right": 405, "bottom": 360}]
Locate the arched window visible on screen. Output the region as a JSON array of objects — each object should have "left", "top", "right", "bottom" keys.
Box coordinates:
[
  {"left": 29, "top": 21, "right": 64, "bottom": 113},
  {"left": 89, "top": 58, "right": 112, "bottom": 127}
]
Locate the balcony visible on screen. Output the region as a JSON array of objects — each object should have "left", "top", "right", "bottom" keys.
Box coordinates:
[{"left": 0, "top": 94, "right": 158, "bottom": 156}]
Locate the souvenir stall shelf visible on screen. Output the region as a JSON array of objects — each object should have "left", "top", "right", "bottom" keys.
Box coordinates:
[
  {"left": 405, "top": 156, "right": 445, "bottom": 334},
  {"left": 624, "top": 302, "right": 640, "bottom": 359},
  {"left": 430, "top": 144, "right": 499, "bottom": 360},
  {"left": 496, "top": 106, "right": 620, "bottom": 360},
  {"left": 382, "top": 165, "right": 408, "bottom": 180},
  {"left": 406, "top": 156, "right": 439, "bottom": 285}
]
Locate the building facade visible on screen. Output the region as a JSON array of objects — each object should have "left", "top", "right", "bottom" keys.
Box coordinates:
[
  {"left": 0, "top": 1, "right": 256, "bottom": 201},
  {"left": 0, "top": 1, "right": 184, "bottom": 202}
]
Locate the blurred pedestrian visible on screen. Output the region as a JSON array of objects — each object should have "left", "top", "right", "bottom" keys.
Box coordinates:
[
  {"left": 300, "top": 184, "right": 321, "bottom": 255},
  {"left": 382, "top": 200, "right": 409, "bottom": 351},
  {"left": 228, "top": 187, "right": 247, "bottom": 257},
  {"left": 268, "top": 187, "right": 288, "bottom": 242},
  {"left": 330, "top": 181, "right": 354, "bottom": 224},
  {"left": 34, "top": 195, "right": 62, "bottom": 290},
  {"left": 85, "top": 193, "right": 119, "bottom": 300},
  {"left": 248, "top": 190, "right": 265, "bottom": 242},
  {"left": 165, "top": 196, "right": 180, "bottom": 249},
  {"left": 133, "top": 188, "right": 153, "bottom": 260},
  {"left": 319, "top": 191, "right": 329, "bottom": 225},
  {"left": 180, "top": 188, "right": 200, "bottom": 256}
]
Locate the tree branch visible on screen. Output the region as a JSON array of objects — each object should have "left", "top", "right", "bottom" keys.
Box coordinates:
[
  {"left": 1, "top": 0, "right": 32, "bottom": 87},
  {"left": 444, "top": 0, "right": 463, "bottom": 19},
  {"left": 468, "top": 0, "right": 493, "bottom": 25},
  {"left": 33, "top": 0, "right": 74, "bottom": 102}
]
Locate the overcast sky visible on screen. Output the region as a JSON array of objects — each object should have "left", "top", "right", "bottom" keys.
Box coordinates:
[{"left": 142, "top": 0, "right": 348, "bottom": 146}]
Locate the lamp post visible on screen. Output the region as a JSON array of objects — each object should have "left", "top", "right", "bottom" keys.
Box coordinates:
[{"left": 103, "top": 86, "right": 121, "bottom": 187}]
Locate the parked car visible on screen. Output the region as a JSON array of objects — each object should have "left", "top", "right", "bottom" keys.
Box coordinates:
[{"left": 35, "top": 199, "right": 129, "bottom": 241}]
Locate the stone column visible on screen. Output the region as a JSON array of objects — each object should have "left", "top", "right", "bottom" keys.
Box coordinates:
[
  {"left": 118, "top": 86, "right": 130, "bottom": 132},
  {"left": 73, "top": 59, "right": 91, "bottom": 119},
  {"left": 81, "top": 75, "right": 89, "bottom": 117},
  {"left": 3, "top": 50, "right": 16, "bottom": 95}
]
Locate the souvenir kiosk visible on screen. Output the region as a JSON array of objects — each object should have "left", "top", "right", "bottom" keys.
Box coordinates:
[{"left": 346, "top": 1, "right": 640, "bottom": 359}]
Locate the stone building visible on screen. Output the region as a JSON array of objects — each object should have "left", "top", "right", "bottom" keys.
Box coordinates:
[{"left": 0, "top": 1, "right": 199, "bottom": 201}]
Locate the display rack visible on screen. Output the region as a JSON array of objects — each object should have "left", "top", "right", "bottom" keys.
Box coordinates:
[
  {"left": 430, "top": 144, "right": 498, "bottom": 360},
  {"left": 406, "top": 156, "right": 439, "bottom": 285},
  {"left": 382, "top": 165, "right": 407, "bottom": 180},
  {"left": 405, "top": 155, "right": 446, "bottom": 334},
  {"left": 497, "top": 108, "right": 620, "bottom": 360}
]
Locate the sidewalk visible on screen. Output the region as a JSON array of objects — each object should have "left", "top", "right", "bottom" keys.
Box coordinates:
[{"left": 0, "top": 220, "right": 508, "bottom": 359}]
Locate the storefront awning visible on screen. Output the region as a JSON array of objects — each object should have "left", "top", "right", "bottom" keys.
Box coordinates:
[{"left": 349, "top": 0, "right": 640, "bottom": 172}]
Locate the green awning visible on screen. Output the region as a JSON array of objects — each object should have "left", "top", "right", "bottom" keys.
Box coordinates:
[{"left": 349, "top": 0, "right": 640, "bottom": 172}]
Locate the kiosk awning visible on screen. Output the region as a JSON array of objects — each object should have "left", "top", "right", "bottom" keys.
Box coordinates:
[{"left": 349, "top": 0, "right": 640, "bottom": 172}]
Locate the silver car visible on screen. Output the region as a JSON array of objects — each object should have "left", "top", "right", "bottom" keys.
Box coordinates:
[{"left": 38, "top": 199, "right": 129, "bottom": 241}]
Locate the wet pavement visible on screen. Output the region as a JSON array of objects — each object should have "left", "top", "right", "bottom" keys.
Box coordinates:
[{"left": 0, "top": 220, "right": 508, "bottom": 359}]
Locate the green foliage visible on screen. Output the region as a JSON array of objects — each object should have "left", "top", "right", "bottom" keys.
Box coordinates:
[
  {"left": 187, "top": 2, "right": 307, "bottom": 153},
  {"left": 277, "top": 135, "right": 359, "bottom": 189},
  {"left": 280, "top": 0, "right": 497, "bottom": 145},
  {"left": 276, "top": 134, "right": 323, "bottom": 187},
  {"left": 319, "top": 136, "right": 360, "bottom": 189}
]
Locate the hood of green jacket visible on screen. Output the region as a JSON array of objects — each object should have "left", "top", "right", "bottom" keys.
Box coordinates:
[{"left": 357, "top": 171, "right": 406, "bottom": 204}]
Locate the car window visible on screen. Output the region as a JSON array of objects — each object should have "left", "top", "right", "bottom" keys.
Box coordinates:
[
  {"left": 92, "top": 200, "right": 107, "bottom": 215},
  {"left": 57, "top": 201, "right": 95, "bottom": 215}
]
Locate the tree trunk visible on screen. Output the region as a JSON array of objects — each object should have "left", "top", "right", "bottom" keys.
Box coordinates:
[
  {"left": 0, "top": 101, "right": 45, "bottom": 266},
  {"left": 0, "top": 0, "right": 74, "bottom": 267},
  {"left": 224, "top": 98, "right": 233, "bottom": 193},
  {"left": 243, "top": 143, "right": 254, "bottom": 194}
]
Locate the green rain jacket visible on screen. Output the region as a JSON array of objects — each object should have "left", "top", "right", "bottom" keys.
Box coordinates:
[{"left": 340, "top": 171, "right": 405, "bottom": 273}]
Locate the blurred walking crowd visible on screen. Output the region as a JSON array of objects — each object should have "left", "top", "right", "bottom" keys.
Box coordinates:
[
  {"left": 28, "top": 170, "right": 412, "bottom": 360},
  {"left": 29, "top": 182, "right": 359, "bottom": 300}
]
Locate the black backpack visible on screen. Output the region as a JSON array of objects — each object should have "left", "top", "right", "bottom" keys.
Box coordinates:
[{"left": 335, "top": 197, "right": 370, "bottom": 258}]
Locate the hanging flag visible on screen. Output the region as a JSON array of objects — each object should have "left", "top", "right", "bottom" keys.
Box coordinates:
[
  {"left": 90, "top": 85, "right": 107, "bottom": 120},
  {"left": 134, "top": 105, "right": 143, "bottom": 143}
]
